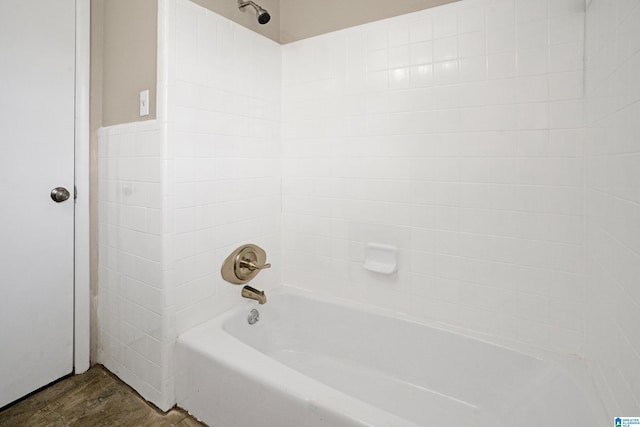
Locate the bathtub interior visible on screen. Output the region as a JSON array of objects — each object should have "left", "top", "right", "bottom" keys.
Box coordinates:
[{"left": 178, "top": 289, "right": 603, "bottom": 427}]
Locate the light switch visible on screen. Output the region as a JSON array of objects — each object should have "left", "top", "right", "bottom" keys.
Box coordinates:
[{"left": 139, "top": 89, "right": 150, "bottom": 117}]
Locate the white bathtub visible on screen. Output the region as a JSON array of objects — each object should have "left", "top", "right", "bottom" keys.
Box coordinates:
[{"left": 176, "top": 287, "right": 603, "bottom": 426}]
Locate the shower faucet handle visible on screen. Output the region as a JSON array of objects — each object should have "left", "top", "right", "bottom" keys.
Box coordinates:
[
  {"left": 239, "top": 259, "right": 271, "bottom": 271},
  {"left": 221, "top": 244, "right": 271, "bottom": 285}
]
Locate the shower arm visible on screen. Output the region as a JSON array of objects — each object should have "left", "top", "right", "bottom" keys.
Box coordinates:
[{"left": 238, "top": 1, "right": 260, "bottom": 12}]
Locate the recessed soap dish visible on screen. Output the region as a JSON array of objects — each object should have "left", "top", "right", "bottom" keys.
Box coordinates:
[{"left": 363, "top": 243, "right": 398, "bottom": 274}]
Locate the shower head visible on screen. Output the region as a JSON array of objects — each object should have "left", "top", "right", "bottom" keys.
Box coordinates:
[
  {"left": 238, "top": 0, "right": 271, "bottom": 25},
  {"left": 256, "top": 8, "right": 271, "bottom": 25}
]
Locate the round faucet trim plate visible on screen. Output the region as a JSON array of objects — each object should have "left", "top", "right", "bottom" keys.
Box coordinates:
[{"left": 221, "top": 243, "right": 270, "bottom": 285}]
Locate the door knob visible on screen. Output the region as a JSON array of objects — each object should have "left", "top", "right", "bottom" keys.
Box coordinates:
[{"left": 50, "top": 187, "right": 70, "bottom": 203}]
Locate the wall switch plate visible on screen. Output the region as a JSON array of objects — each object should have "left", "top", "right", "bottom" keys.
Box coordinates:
[{"left": 139, "top": 89, "right": 150, "bottom": 116}]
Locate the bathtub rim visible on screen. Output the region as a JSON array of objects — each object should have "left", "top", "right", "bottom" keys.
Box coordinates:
[{"left": 176, "top": 284, "right": 608, "bottom": 425}]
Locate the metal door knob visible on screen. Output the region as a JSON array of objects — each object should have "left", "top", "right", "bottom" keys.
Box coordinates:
[{"left": 50, "top": 187, "right": 70, "bottom": 203}]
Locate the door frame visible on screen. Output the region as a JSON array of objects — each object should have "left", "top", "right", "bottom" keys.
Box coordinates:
[{"left": 74, "top": 0, "right": 90, "bottom": 374}]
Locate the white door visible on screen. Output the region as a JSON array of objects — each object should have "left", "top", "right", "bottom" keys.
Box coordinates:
[{"left": 0, "top": 0, "right": 75, "bottom": 407}]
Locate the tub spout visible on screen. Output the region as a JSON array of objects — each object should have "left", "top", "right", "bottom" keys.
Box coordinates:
[{"left": 242, "top": 285, "right": 267, "bottom": 305}]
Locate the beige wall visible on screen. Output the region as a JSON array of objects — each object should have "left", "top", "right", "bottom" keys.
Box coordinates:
[
  {"left": 102, "top": 0, "right": 158, "bottom": 126},
  {"left": 195, "top": 0, "right": 459, "bottom": 44},
  {"left": 191, "top": 0, "right": 280, "bottom": 42},
  {"left": 280, "top": 0, "right": 459, "bottom": 44},
  {"left": 194, "top": 0, "right": 459, "bottom": 44}
]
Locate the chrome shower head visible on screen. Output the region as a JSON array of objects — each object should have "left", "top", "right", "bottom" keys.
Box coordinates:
[{"left": 238, "top": 0, "right": 271, "bottom": 25}]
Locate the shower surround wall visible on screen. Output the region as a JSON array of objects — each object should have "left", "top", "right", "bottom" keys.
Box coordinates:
[
  {"left": 282, "top": 0, "right": 586, "bottom": 354},
  {"left": 165, "top": 0, "right": 281, "bottom": 337},
  {"left": 585, "top": 0, "right": 640, "bottom": 416},
  {"left": 98, "top": 0, "right": 640, "bottom": 417},
  {"left": 98, "top": 0, "right": 281, "bottom": 410}
]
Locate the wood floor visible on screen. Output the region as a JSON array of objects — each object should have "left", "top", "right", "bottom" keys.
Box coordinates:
[{"left": 0, "top": 365, "right": 205, "bottom": 426}]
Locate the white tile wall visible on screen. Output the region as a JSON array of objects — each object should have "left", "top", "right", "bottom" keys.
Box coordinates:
[
  {"left": 165, "top": 0, "right": 282, "bottom": 336},
  {"left": 585, "top": 0, "right": 640, "bottom": 417},
  {"left": 97, "top": 121, "right": 168, "bottom": 408},
  {"left": 281, "top": 0, "right": 587, "bottom": 354},
  {"left": 97, "top": 0, "right": 640, "bottom": 417},
  {"left": 98, "top": 0, "right": 281, "bottom": 410}
]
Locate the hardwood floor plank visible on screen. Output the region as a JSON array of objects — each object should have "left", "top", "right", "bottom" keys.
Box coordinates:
[{"left": 0, "top": 366, "right": 206, "bottom": 427}]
